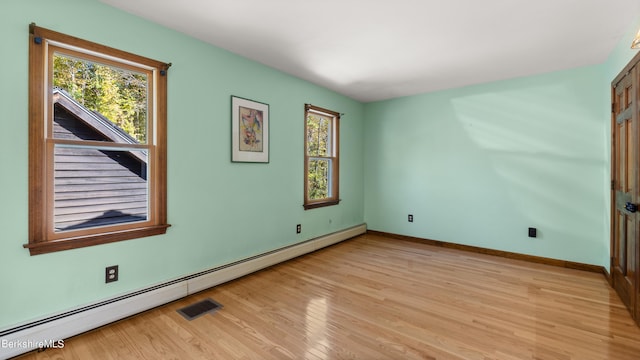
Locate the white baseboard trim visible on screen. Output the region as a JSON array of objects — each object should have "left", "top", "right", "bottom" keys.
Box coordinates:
[{"left": 0, "top": 224, "right": 366, "bottom": 359}]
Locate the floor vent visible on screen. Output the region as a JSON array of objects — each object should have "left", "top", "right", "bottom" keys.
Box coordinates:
[{"left": 177, "top": 298, "right": 223, "bottom": 321}]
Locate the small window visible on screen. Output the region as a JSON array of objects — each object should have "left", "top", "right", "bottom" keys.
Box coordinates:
[
  {"left": 26, "top": 24, "right": 170, "bottom": 255},
  {"left": 304, "top": 104, "right": 340, "bottom": 210}
]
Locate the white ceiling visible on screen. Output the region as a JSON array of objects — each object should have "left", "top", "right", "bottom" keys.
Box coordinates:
[{"left": 101, "top": 0, "right": 640, "bottom": 102}]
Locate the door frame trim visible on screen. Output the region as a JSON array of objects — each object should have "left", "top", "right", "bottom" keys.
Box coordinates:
[{"left": 611, "top": 52, "right": 640, "bottom": 327}]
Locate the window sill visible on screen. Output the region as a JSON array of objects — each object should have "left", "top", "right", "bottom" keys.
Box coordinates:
[
  {"left": 24, "top": 224, "right": 171, "bottom": 255},
  {"left": 303, "top": 199, "right": 340, "bottom": 210}
]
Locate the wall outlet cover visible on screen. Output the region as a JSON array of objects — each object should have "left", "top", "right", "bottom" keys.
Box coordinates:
[{"left": 105, "top": 265, "right": 119, "bottom": 283}]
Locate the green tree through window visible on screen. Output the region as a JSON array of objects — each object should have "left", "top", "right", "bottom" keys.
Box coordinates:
[{"left": 53, "top": 54, "right": 148, "bottom": 143}]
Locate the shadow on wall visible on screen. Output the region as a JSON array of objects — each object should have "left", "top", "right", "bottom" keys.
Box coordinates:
[
  {"left": 364, "top": 67, "right": 606, "bottom": 263},
  {"left": 450, "top": 76, "right": 604, "bottom": 236}
]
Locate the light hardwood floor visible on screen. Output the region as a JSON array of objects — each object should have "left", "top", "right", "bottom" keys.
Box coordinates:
[{"left": 15, "top": 233, "right": 640, "bottom": 359}]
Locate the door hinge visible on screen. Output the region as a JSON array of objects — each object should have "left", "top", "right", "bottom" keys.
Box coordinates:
[
  {"left": 612, "top": 103, "right": 615, "bottom": 113},
  {"left": 611, "top": 180, "right": 615, "bottom": 190}
]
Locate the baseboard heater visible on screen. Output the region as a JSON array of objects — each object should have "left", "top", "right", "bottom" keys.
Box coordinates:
[{"left": 0, "top": 224, "right": 366, "bottom": 359}]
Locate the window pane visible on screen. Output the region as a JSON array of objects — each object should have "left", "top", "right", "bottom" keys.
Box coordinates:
[
  {"left": 53, "top": 146, "right": 148, "bottom": 232},
  {"left": 307, "top": 113, "right": 331, "bottom": 157},
  {"left": 53, "top": 52, "right": 148, "bottom": 144},
  {"left": 308, "top": 158, "right": 332, "bottom": 200}
]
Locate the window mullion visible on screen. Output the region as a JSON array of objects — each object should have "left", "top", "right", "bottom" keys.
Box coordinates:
[{"left": 50, "top": 138, "right": 151, "bottom": 151}]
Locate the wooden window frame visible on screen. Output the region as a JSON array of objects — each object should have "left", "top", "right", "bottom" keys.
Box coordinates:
[
  {"left": 25, "top": 24, "right": 170, "bottom": 255},
  {"left": 303, "top": 104, "right": 340, "bottom": 210}
]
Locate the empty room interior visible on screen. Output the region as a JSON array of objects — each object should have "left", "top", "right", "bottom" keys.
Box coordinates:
[{"left": 3, "top": 0, "right": 640, "bottom": 359}]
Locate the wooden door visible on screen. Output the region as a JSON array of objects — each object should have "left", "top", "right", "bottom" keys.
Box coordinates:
[{"left": 612, "top": 62, "right": 640, "bottom": 326}]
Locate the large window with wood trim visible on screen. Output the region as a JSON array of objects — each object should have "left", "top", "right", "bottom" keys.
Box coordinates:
[
  {"left": 304, "top": 104, "right": 340, "bottom": 209},
  {"left": 26, "top": 24, "right": 170, "bottom": 255}
]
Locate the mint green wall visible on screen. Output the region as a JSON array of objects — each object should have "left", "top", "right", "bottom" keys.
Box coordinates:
[
  {"left": 0, "top": 0, "right": 364, "bottom": 329},
  {"left": 364, "top": 65, "right": 607, "bottom": 266},
  {"left": 362, "top": 17, "right": 640, "bottom": 270}
]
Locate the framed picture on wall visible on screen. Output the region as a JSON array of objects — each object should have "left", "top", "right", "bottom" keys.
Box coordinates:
[{"left": 231, "top": 96, "right": 269, "bottom": 163}]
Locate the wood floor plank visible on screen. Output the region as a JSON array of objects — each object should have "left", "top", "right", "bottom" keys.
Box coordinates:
[{"left": 15, "top": 233, "right": 640, "bottom": 359}]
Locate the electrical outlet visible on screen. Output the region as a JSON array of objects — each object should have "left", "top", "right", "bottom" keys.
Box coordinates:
[
  {"left": 105, "top": 265, "right": 118, "bottom": 283},
  {"left": 296, "top": 224, "right": 301, "bottom": 234},
  {"left": 408, "top": 214, "right": 413, "bottom": 222},
  {"left": 528, "top": 227, "right": 537, "bottom": 238}
]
